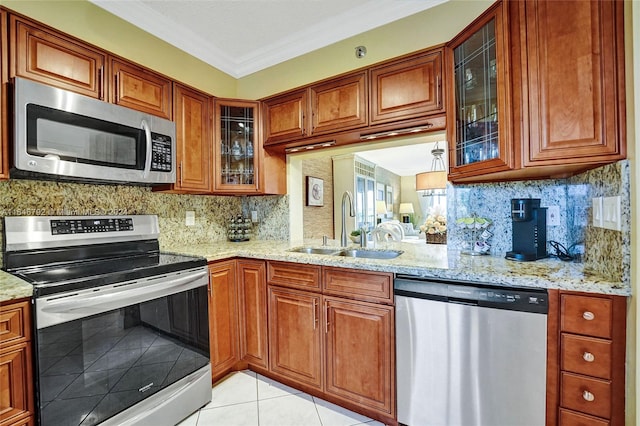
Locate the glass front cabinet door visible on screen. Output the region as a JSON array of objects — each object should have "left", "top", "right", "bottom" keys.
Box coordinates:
[
  {"left": 446, "top": 1, "right": 512, "bottom": 180},
  {"left": 215, "top": 100, "right": 260, "bottom": 193}
]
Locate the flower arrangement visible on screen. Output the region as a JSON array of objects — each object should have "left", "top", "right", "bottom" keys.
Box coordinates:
[
  {"left": 420, "top": 209, "right": 447, "bottom": 244},
  {"left": 420, "top": 214, "right": 447, "bottom": 235}
]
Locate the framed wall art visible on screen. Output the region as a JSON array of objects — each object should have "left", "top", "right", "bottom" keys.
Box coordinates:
[{"left": 306, "top": 176, "right": 324, "bottom": 207}]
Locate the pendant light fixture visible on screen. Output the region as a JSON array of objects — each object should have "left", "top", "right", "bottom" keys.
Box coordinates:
[{"left": 416, "top": 142, "right": 447, "bottom": 197}]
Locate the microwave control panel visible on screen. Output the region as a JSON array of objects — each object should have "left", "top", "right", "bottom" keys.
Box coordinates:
[{"left": 151, "top": 134, "right": 173, "bottom": 172}]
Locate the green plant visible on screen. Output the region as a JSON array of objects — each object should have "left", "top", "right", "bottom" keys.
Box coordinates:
[{"left": 350, "top": 230, "right": 361, "bottom": 236}]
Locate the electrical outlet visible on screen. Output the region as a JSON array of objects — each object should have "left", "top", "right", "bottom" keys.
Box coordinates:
[
  {"left": 547, "top": 205, "right": 560, "bottom": 226},
  {"left": 592, "top": 197, "right": 603, "bottom": 227},
  {"left": 185, "top": 210, "right": 195, "bottom": 226},
  {"left": 602, "top": 196, "right": 621, "bottom": 231},
  {"left": 251, "top": 210, "right": 258, "bottom": 223}
]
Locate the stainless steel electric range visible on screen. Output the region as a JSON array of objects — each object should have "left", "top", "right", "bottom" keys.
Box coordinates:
[{"left": 3, "top": 215, "right": 212, "bottom": 426}]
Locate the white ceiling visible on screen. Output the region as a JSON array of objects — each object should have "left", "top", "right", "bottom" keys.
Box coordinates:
[
  {"left": 90, "top": 0, "right": 448, "bottom": 78},
  {"left": 357, "top": 142, "right": 447, "bottom": 177}
]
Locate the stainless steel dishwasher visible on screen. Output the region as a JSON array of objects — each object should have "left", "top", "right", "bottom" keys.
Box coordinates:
[{"left": 395, "top": 275, "right": 548, "bottom": 426}]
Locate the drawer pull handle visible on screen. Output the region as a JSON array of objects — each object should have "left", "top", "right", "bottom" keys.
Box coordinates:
[
  {"left": 582, "top": 311, "right": 595, "bottom": 321},
  {"left": 583, "top": 352, "right": 595, "bottom": 362},
  {"left": 583, "top": 390, "right": 595, "bottom": 402}
]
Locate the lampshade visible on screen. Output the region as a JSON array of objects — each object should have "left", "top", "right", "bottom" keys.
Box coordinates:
[
  {"left": 416, "top": 171, "right": 447, "bottom": 190},
  {"left": 399, "top": 203, "right": 415, "bottom": 214},
  {"left": 375, "top": 200, "right": 388, "bottom": 215}
]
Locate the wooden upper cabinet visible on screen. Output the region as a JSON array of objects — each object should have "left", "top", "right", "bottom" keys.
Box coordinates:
[
  {"left": 446, "top": 1, "right": 514, "bottom": 181},
  {"left": 514, "top": 0, "right": 625, "bottom": 166},
  {"left": 1, "top": 9, "right": 8, "bottom": 181},
  {"left": 310, "top": 72, "right": 368, "bottom": 135},
  {"left": 10, "top": 15, "right": 106, "bottom": 99},
  {"left": 263, "top": 89, "right": 308, "bottom": 145},
  {"left": 369, "top": 49, "right": 444, "bottom": 125},
  {"left": 214, "top": 99, "right": 260, "bottom": 193},
  {"left": 110, "top": 59, "right": 172, "bottom": 119},
  {"left": 172, "top": 84, "right": 212, "bottom": 193}
]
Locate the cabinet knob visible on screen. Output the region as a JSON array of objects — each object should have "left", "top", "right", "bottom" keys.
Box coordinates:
[
  {"left": 582, "top": 390, "right": 595, "bottom": 402},
  {"left": 583, "top": 352, "right": 595, "bottom": 362},
  {"left": 582, "top": 311, "right": 595, "bottom": 321}
]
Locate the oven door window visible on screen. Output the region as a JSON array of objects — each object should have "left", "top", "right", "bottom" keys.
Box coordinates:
[
  {"left": 26, "top": 104, "right": 145, "bottom": 169},
  {"left": 35, "top": 286, "right": 209, "bottom": 426}
]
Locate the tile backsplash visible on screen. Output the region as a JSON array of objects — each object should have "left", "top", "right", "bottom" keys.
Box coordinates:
[
  {"left": 0, "top": 179, "right": 289, "bottom": 254},
  {"left": 447, "top": 160, "right": 630, "bottom": 283}
]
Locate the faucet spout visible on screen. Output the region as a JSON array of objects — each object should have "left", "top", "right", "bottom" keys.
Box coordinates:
[{"left": 340, "top": 191, "right": 355, "bottom": 246}]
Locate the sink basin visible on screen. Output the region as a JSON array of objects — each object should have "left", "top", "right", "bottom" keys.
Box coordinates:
[
  {"left": 289, "top": 247, "right": 339, "bottom": 255},
  {"left": 336, "top": 249, "right": 403, "bottom": 259}
]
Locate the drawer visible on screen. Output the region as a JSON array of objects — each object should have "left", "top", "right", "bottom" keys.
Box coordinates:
[
  {"left": 322, "top": 267, "right": 393, "bottom": 304},
  {"left": 559, "top": 408, "right": 609, "bottom": 426},
  {"left": 0, "top": 300, "right": 31, "bottom": 346},
  {"left": 561, "top": 372, "right": 611, "bottom": 419},
  {"left": 561, "top": 334, "right": 612, "bottom": 379},
  {"left": 561, "top": 295, "right": 612, "bottom": 338},
  {"left": 267, "top": 261, "right": 321, "bottom": 291}
]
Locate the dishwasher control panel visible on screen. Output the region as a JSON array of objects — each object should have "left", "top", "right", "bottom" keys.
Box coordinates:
[{"left": 394, "top": 275, "right": 548, "bottom": 314}]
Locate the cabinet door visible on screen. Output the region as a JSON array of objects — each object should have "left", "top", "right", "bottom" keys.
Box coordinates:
[
  {"left": 262, "top": 89, "right": 308, "bottom": 145},
  {"left": 324, "top": 296, "right": 394, "bottom": 417},
  {"left": 447, "top": 1, "right": 513, "bottom": 179},
  {"left": 10, "top": 15, "right": 106, "bottom": 99},
  {"left": 0, "top": 300, "right": 33, "bottom": 426},
  {"left": 369, "top": 49, "right": 443, "bottom": 125},
  {"left": 310, "top": 72, "right": 367, "bottom": 135},
  {"left": 214, "top": 99, "right": 260, "bottom": 193},
  {"left": 110, "top": 59, "right": 172, "bottom": 119},
  {"left": 173, "top": 84, "right": 212, "bottom": 192},
  {"left": 268, "top": 286, "right": 322, "bottom": 390},
  {"left": 208, "top": 261, "right": 239, "bottom": 378},
  {"left": 519, "top": 0, "right": 625, "bottom": 165},
  {"left": 237, "top": 259, "right": 268, "bottom": 368},
  {"left": 0, "top": 343, "right": 33, "bottom": 426},
  {"left": 1, "top": 9, "right": 8, "bottom": 180}
]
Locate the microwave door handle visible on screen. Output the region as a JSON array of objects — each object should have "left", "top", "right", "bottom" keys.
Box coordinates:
[{"left": 141, "top": 119, "right": 152, "bottom": 178}]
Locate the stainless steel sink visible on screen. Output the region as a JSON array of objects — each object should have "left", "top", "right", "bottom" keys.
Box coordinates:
[
  {"left": 288, "top": 247, "right": 340, "bottom": 255},
  {"left": 336, "top": 249, "right": 403, "bottom": 259}
]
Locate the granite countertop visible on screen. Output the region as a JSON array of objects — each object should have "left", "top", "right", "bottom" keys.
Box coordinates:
[
  {"left": 165, "top": 239, "right": 629, "bottom": 296},
  {"left": 0, "top": 239, "right": 630, "bottom": 303}
]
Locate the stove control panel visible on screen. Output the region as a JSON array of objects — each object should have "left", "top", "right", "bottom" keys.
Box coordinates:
[{"left": 51, "top": 218, "right": 134, "bottom": 234}]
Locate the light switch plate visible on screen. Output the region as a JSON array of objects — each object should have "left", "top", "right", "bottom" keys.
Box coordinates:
[
  {"left": 592, "top": 197, "right": 603, "bottom": 227},
  {"left": 602, "top": 196, "right": 621, "bottom": 231},
  {"left": 185, "top": 210, "right": 195, "bottom": 226},
  {"left": 251, "top": 210, "right": 258, "bottom": 223}
]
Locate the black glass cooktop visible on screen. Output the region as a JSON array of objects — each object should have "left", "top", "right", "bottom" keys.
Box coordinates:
[{"left": 9, "top": 251, "right": 206, "bottom": 297}]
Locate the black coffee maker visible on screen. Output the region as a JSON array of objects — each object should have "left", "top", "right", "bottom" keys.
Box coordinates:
[{"left": 506, "top": 198, "right": 548, "bottom": 261}]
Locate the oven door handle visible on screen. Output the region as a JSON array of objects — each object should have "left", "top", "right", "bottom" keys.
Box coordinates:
[{"left": 35, "top": 268, "right": 208, "bottom": 329}]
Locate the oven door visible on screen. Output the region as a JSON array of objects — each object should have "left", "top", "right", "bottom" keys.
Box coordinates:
[{"left": 33, "top": 267, "right": 210, "bottom": 426}]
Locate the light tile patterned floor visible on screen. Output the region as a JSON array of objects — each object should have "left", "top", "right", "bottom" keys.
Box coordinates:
[{"left": 177, "top": 370, "right": 385, "bottom": 426}]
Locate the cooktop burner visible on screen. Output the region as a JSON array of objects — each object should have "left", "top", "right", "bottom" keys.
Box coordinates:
[
  {"left": 3, "top": 215, "right": 207, "bottom": 297},
  {"left": 11, "top": 251, "right": 206, "bottom": 297}
]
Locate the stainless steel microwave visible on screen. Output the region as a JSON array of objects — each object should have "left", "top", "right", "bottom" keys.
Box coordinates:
[{"left": 13, "top": 77, "right": 176, "bottom": 185}]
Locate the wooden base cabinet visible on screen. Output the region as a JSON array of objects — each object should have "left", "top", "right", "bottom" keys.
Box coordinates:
[
  {"left": 268, "top": 286, "right": 323, "bottom": 390},
  {"left": 266, "top": 261, "right": 395, "bottom": 424},
  {"left": 552, "top": 292, "right": 626, "bottom": 426},
  {"left": 324, "top": 296, "right": 394, "bottom": 416},
  {"left": 0, "top": 299, "right": 34, "bottom": 426},
  {"left": 237, "top": 259, "right": 268, "bottom": 369},
  {"left": 208, "top": 260, "right": 239, "bottom": 380}
]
